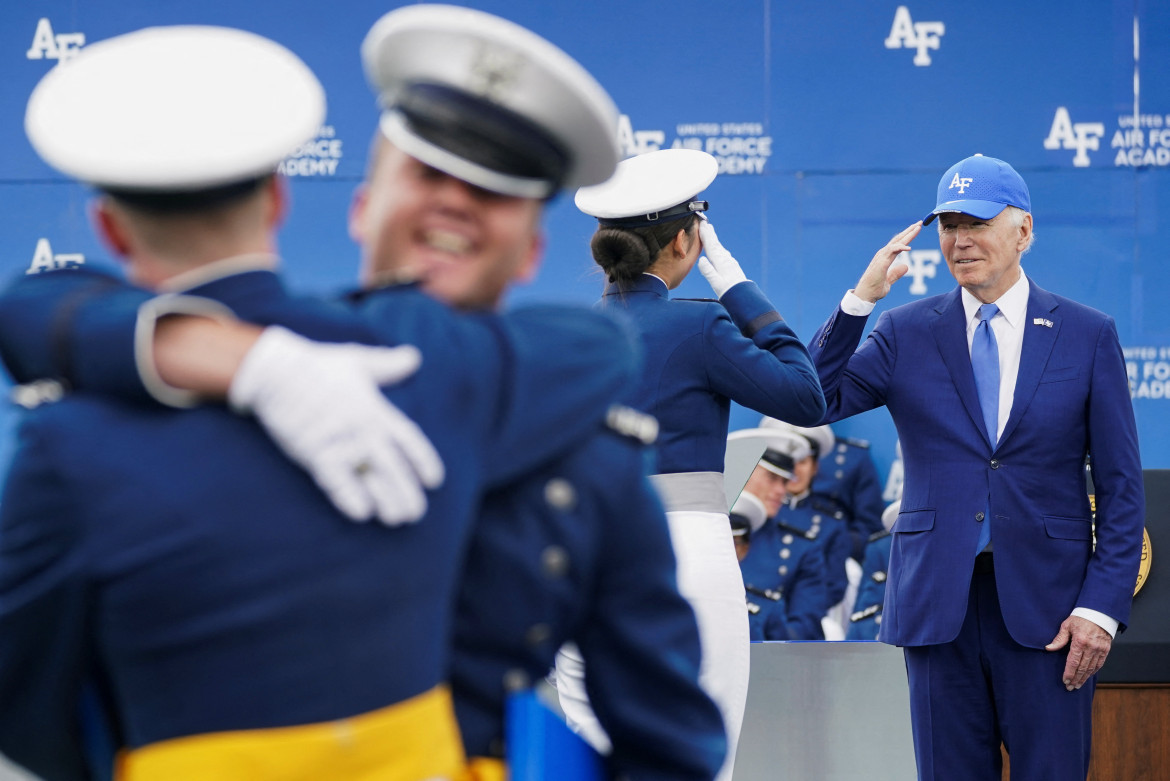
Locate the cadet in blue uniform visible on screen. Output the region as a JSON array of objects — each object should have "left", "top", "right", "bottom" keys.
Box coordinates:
[
  {"left": 813, "top": 432, "right": 887, "bottom": 562},
  {"left": 729, "top": 428, "right": 830, "bottom": 641},
  {"left": 846, "top": 501, "right": 899, "bottom": 641},
  {"left": 0, "top": 21, "right": 642, "bottom": 781},
  {"left": 567, "top": 148, "right": 826, "bottom": 781},
  {"left": 757, "top": 419, "right": 853, "bottom": 631},
  {"left": 0, "top": 10, "right": 726, "bottom": 781},
  {"left": 731, "top": 495, "right": 789, "bottom": 641}
]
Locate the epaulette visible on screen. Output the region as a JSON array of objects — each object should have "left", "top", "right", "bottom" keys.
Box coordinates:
[
  {"left": 775, "top": 521, "right": 818, "bottom": 541},
  {"left": 850, "top": 604, "right": 881, "bottom": 622},
  {"left": 842, "top": 436, "right": 870, "bottom": 449},
  {"left": 11, "top": 378, "right": 67, "bottom": 409},
  {"left": 605, "top": 404, "right": 658, "bottom": 445},
  {"left": 745, "top": 584, "right": 782, "bottom": 601},
  {"left": 867, "top": 528, "right": 892, "bottom": 543}
]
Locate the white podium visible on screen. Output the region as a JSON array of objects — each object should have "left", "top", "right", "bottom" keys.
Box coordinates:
[{"left": 733, "top": 641, "right": 917, "bottom": 781}]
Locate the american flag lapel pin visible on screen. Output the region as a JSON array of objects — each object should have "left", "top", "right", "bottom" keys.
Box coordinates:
[{"left": 1032, "top": 317, "right": 1053, "bottom": 328}]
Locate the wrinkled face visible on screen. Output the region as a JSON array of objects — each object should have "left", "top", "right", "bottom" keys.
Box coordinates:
[
  {"left": 937, "top": 209, "right": 1029, "bottom": 304},
  {"left": 350, "top": 139, "right": 544, "bottom": 310},
  {"left": 744, "top": 464, "right": 788, "bottom": 518},
  {"left": 785, "top": 455, "right": 817, "bottom": 496}
]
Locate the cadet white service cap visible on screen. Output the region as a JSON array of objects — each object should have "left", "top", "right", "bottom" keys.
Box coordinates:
[
  {"left": 881, "top": 500, "right": 900, "bottom": 531},
  {"left": 575, "top": 148, "right": 718, "bottom": 227},
  {"left": 759, "top": 416, "right": 835, "bottom": 461},
  {"left": 731, "top": 490, "right": 769, "bottom": 534},
  {"left": 25, "top": 26, "right": 325, "bottom": 199},
  {"left": 362, "top": 4, "right": 619, "bottom": 199},
  {"left": 727, "top": 426, "right": 810, "bottom": 480}
]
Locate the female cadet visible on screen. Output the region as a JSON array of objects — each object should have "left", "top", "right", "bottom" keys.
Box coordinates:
[{"left": 558, "top": 148, "right": 826, "bottom": 781}]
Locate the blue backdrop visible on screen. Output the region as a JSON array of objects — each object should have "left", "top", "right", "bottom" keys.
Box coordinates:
[{"left": 2, "top": 0, "right": 1167, "bottom": 488}]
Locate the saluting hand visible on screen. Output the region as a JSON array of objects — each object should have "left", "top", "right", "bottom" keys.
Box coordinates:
[
  {"left": 1046, "top": 615, "right": 1113, "bottom": 691},
  {"left": 697, "top": 219, "right": 749, "bottom": 299},
  {"left": 853, "top": 222, "right": 921, "bottom": 303}
]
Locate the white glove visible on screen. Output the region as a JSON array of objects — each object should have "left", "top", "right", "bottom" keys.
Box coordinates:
[
  {"left": 697, "top": 220, "right": 749, "bottom": 298},
  {"left": 228, "top": 326, "right": 445, "bottom": 526}
]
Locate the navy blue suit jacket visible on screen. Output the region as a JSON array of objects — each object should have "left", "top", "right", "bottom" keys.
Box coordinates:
[{"left": 809, "top": 279, "right": 1144, "bottom": 648}]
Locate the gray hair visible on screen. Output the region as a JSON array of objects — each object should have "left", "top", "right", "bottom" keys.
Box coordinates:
[{"left": 1003, "top": 205, "right": 1035, "bottom": 254}]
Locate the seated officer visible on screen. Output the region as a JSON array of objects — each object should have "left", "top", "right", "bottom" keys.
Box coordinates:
[
  {"left": 757, "top": 419, "right": 852, "bottom": 617},
  {"left": 732, "top": 495, "right": 789, "bottom": 642},
  {"left": 729, "top": 428, "right": 829, "bottom": 641},
  {"left": 846, "top": 500, "right": 900, "bottom": 641},
  {"left": 813, "top": 428, "right": 887, "bottom": 562}
]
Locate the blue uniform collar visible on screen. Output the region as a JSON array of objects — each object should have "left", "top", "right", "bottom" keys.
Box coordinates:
[{"left": 602, "top": 273, "right": 669, "bottom": 299}]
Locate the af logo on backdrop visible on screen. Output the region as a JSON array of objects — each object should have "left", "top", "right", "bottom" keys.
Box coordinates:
[
  {"left": 26, "top": 18, "right": 85, "bottom": 61},
  {"left": 884, "top": 6, "right": 945, "bottom": 66},
  {"left": 26, "top": 238, "right": 84, "bottom": 274},
  {"left": 1044, "top": 106, "right": 1170, "bottom": 168}
]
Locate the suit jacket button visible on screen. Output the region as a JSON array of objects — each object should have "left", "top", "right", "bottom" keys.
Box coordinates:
[
  {"left": 975, "top": 511, "right": 985, "bottom": 522},
  {"left": 990, "top": 459, "right": 1000, "bottom": 469}
]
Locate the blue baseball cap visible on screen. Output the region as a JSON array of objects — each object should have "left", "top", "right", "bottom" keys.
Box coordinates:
[{"left": 922, "top": 154, "right": 1031, "bottom": 225}]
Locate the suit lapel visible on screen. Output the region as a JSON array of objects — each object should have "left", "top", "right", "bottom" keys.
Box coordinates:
[
  {"left": 999, "top": 279, "right": 1061, "bottom": 445},
  {"left": 931, "top": 289, "right": 990, "bottom": 446}
]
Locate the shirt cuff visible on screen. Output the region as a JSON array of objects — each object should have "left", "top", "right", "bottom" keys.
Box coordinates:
[
  {"left": 136, "top": 294, "right": 236, "bottom": 408},
  {"left": 1071, "top": 607, "right": 1118, "bottom": 639},
  {"left": 840, "top": 291, "right": 876, "bottom": 317}
]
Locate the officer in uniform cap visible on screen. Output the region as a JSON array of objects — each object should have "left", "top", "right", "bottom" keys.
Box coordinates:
[
  {"left": 757, "top": 417, "right": 853, "bottom": 632},
  {"left": 0, "top": 17, "right": 660, "bottom": 781},
  {"left": 732, "top": 493, "right": 790, "bottom": 641},
  {"left": 731, "top": 427, "right": 831, "bottom": 641},
  {"left": 570, "top": 146, "right": 825, "bottom": 781},
  {"left": 846, "top": 500, "right": 899, "bottom": 641},
  {"left": 358, "top": 8, "right": 726, "bottom": 779}
]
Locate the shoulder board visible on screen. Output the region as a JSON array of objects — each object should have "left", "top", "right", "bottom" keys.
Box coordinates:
[
  {"left": 605, "top": 405, "right": 658, "bottom": 445},
  {"left": 842, "top": 436, "right": 870, "bottom": 449},
  {"left": 850, "top": 604, "right": 882, "bottom": 622},
  {"left": 775, "top": 522, "right": 817, "bottom": 541},
  {"left": 11, "top": 378, "right": 68, "bottom": 409},
  {"left": 867, "top": 528, "right": 892, "bottom": 543},
  {"left": 745, "top": 584, "right": 782, "bottom": 601}
]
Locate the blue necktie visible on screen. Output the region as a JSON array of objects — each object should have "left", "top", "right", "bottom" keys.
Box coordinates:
[{"left": 972, "top": 303, "right": 999, "bottom": 554}]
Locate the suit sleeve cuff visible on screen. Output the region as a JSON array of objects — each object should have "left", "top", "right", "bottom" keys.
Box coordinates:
[
  {"left": 1071, "top": 607, "right": 1118, "bottom": 639},
  {"left": 841, "top": 291, "right": 876, "bottom": 316}
]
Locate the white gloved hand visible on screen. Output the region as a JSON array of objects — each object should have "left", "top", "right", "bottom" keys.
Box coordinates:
[
  {"left": 697, "top": 220, "right": 749, "bottom": 299},
  {"left": 228, "top": 326, "right": 445, "bottom": 525}
]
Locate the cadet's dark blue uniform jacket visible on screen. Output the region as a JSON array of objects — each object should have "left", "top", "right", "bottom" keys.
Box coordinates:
[
  {"left": 737, "top": 520, "right": 828, "bottom": 641},
  {"left": 451, "top": 414, "right": 726, "bottom": 780},
  {"left": 598, "top": 275, "right": 824, "bottom": 474},
  {"left": 777, "top": 493, "right": 853, "bottom": 609},
  {"left": 744, "top": 585, "right": 788, "bottom": 641},
  {"left": 845, "top": 530, "right": 891, "bottom": 641},
  {"left": 0, "top": 267, "right": 636, "bottom": 780},
  {"left": 812, "top": 438, "right": 885, "bottom": 561}
]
